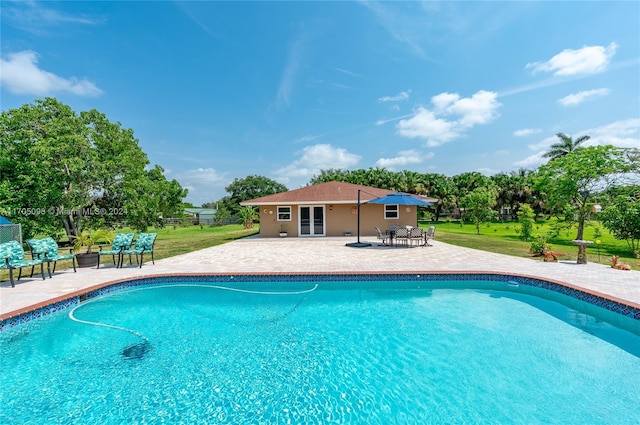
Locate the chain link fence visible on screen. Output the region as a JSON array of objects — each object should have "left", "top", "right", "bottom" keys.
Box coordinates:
[{"left": 0, "top": 224, "right": 22, "bottom": 245}]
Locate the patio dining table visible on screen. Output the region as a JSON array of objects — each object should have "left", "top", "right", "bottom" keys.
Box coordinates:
[{"left": 386, "top": 226, "right": 427, "bottom": 248}]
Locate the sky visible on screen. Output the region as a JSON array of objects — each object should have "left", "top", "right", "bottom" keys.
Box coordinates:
[{"left": 1, "top": 1, "right": 639, "bottom": 206}]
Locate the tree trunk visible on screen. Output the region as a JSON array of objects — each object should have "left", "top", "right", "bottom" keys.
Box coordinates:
[
  {"left": 575, "top": 214, "right": 589, "bottom": 264},
  {"left": 63, "top": 213, "right": 81, "bottom": 240}
]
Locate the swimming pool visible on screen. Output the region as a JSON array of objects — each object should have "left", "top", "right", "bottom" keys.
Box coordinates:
[{"left": 1, "top": 276, "right": 639, "bottom": 424}]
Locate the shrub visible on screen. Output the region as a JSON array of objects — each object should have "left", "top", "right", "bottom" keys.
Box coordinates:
[
  {"left": 517, "top": 204, "right": 536, "bottom": 241},
  {"left": 529, "top": 236, "right": 551, "bottom": 256}
]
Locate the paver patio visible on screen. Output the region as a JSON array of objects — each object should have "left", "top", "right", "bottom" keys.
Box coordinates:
[{"left": 1, "top": 236, "right": 639, "bottom": 319}]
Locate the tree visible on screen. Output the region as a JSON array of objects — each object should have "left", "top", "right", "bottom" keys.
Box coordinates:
[
  {"left": 214, "top": 207, "right": 232, "bottom": 226},
  {"left": 516, "top": 204, "right": 536, "bottom": 241},
  {"left": 599, "top": 195, "right": 640, "bottom": 256},
  {"left": 459, "top": 187, "right": 498, "bottom": 235},
  {"left": 627, "top": 148, "right": 640, "bottom": 174},
  {"left": 238, "top": 206, "right": 259, "bottom": 229},
  {"left": 536, "top": 145, "right": 631, "bottom": 263},
  {"left": 422, "top": 173, "right": 455, "bottom": 221},
  {"left": 0, "top": 98, "right": 187, "bottom": 238},
  {"left": 121, "top": 165, "right": 188, "bottom": 232},
  {"left": 223, "top": 175, "right": 287, "bottom": 214},
  {"left": 543, "top": 132, "right": 590, "bottom": 161},
  {"left": 0, "top": 98, "right": 90, "bottom": 238},
  {"left": 452, "top": 172, "right": 493, "bottom": 216}
]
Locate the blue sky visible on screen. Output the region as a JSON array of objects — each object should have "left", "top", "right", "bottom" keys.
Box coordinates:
[{"left": 1, "top": 1, "right": 639, "bottom": 206}]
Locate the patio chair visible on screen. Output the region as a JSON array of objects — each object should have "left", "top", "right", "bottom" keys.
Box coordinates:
[
  {"left": 374, "top": 227, "right": 390, "bottom": 246},
  {"left": 409, "top": 227, "right": 424, "bottom": 247},
  {"left": 394, "top": 227, "right": 409, "bottom": 247},
  {"left": 98, "top": 233, "right": 134, "bottom": 269},
  {"left": 120, "top": 233, "right": 157, "bottom": 268},
  {"left": 423, "top": 226, "right": 435, "bottom": 247},
  {"left": 27, "top": 237, "right": 76, "bottom": 278},
  {"left": 0, "top": 240, "right": 46, "bottom": 288}
]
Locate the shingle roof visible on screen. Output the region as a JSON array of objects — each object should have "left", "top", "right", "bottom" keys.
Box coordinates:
[{"left": 240, "top": 181, "right": 396, "bottom": 205}]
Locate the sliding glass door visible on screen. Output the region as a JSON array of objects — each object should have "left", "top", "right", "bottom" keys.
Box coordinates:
[{"left": 299, "top": 206, "right": 325, "bottom": 236}]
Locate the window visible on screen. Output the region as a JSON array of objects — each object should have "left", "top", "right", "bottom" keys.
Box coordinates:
[
  {"left": 277, "top": 206, "right": 291, "bottom": 221},
  {"left": 384, "top": 204, "right": 399, "bottom": 219}
]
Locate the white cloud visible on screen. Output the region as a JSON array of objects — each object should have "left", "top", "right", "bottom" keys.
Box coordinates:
[
  {"left": 396, "top": 90, "right": 501, "bottom": 146},
  {"left": 275, "top": 144, "right": 361, "bottom": 182},
  {"left": 513, "top": 128, "right": 541, "bottom": 137},
  {"left": 557, "top": 88, "right": 611, "bottom": 106},
  {"left": 0, "top": 50, "right": 102, "bottom": 96},
  {"left": 476, "top": 167, "right": 501, "bottom": 176},
  {"left": 514, "top": 151, "right": 547, "bottom": 168},
  {"left": 176, "top": 167, "right": 227, "bottom": 205},
  {"left": 378, "top": 90, "right": 411, "bottom": 102},
  {"left": 515, "top": 118, "right": 640, "bottom": 168},
  {"left": 358, "top": 1, "right": 427, "bottom": 58},
  {"left": 441, "top": 91, "right": 501, "bottom": 127},
  {"left": 2, "top": 1, "right": 98, "bottom": 35},
  {"left": 526, "top": 42, "right": 618, "bottom": 76},
  {"left": 527, "top": 134, "right": 559, "bottom": 152},
  {"left": 293, "top": 135, "right": 320, "bottom": 144},
  {"left": 375, "top": 149, "right": 434, "bottom": 170},
  {"left": 586, "top": 118, "right": 640, "bottom": 149},
  {"left": 274, "top": 31, "right": 307, "bottom": 109},
  {"left": 335, "top": 67, "right": 362, "bottom": 78},
  {"left": 397, "top": 108, "right": 461, "bottom": 146}
]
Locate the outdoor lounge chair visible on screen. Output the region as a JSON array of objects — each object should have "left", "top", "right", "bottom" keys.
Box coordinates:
[
  {"left": 375, "top": 227, "right": 390, "bottom": 246},
  {"left": 27, "top": 237, "right": 76, "bottom": 278},
  {"left": 98, "top": 233, "right": 134, "bottom": 268},
  {"left": 0, "top": 240, "right": 46, "bottom": 287},
  {"left": 120, "top": 233, "right": 157, "bottom": 268},
  {"left": 423, "top": 226, "right": 435, "bottom": 247}
]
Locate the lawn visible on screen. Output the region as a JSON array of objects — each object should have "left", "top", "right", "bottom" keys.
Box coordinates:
[
  {"left": 0, "top": 224, "right": 258, "bottom": 282},
  {"left": 424, "top": 219, "right": 638, "bottom": 266},
  {"left": 2, "top": 219, "right": 638, "bottom": 284}
]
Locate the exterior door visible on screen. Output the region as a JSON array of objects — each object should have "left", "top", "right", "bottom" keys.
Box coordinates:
[{"left": 299, "top": 206, "right": 325, "bottom": 236}]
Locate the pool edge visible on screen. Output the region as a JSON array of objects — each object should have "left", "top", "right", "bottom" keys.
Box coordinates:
[{"left": 2, "top": 270, "right": 639, "bottom": 332}]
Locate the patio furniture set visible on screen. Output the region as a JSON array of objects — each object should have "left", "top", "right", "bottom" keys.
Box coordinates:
[
  {"left": 375, "top": 226, "right": 435, "bottom": 248},
  {"left": 0, "top": 232, "right": 156, "bottom": 288}
]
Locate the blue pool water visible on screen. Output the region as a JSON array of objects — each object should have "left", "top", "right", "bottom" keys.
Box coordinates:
[{"left": 1, "top": 280, "right": 639, "bottom": 424}]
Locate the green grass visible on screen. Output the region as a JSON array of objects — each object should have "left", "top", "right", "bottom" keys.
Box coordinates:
[
  {"left": 3, "top": 219, "right": 638, "bottom": 284},
  {"left": 1, "top": 224, "right": 258, "bottom": 282},
  {"left": 423, "top": 219, "right": 638, "bottom": 266},
  {"left": 141, "top": 223, "right": 258, "bottom": 259}
]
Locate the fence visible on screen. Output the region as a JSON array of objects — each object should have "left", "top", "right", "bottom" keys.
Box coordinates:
[
  {"left": 164, "top": 217, "right": 240, "bottom": 226},
  {"left": 0, "top": 224, "right": 22, "bottom": 245}
]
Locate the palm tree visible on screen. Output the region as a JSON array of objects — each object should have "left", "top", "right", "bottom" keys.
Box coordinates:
[{"left": 543, "top": 132, "right": 590, "bottom": 160}]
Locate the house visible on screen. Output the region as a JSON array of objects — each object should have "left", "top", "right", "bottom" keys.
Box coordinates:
[
  {"left": 183, "top": 208, "right": 217, "bottom": 225},
  {"left": 240, "top": 181, "right": 435, "bottom": 238}
]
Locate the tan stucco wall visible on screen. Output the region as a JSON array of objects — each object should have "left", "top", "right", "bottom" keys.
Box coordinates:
[
  {"left": 257, "top": 204, "right": 419, "bottom": 238},
  {"left": 258, "top": 206, "right": 300, "bottom": 237}
]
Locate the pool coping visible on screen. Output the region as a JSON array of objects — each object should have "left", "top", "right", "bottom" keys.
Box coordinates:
[{"left": 2, "top": 270, "right": 639, "bottom": 332}]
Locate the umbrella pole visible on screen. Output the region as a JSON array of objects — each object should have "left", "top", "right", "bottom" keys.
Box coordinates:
[
  {"left": 357, "top": 189, "right": 361, "bottom": 243},
  {"left": 346, "top": 190, "right": 371, "bottom": 247}
]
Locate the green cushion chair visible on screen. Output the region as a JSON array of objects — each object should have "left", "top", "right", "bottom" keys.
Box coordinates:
[
  {"left": 0, "top": 240, "right": 46, "bottom": 288},
  {"left": 27, "top": 237, "right": 76, "bottom": 278},
  {"left": 98, "top": 233, "right": 134, "bottom": 269},
  {"left": 120, "top": 233, "right": 157, "bottom": 268}
]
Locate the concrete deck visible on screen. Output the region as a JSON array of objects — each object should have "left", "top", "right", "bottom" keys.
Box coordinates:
[{"left": 1, "top": 236, "right": 639, "bottom": 319}]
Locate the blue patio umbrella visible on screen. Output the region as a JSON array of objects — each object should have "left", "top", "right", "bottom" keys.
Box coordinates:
[
  {"left": 0, "top": 216, "right": 12, "bottom": 225},
  {"left": 365, "top": 192, "right": 433, "bottom": 206}
]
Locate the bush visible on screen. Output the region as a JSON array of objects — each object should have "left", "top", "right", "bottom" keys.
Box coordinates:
[
  {"left": 517, "top": 204, "right": 535, "bottom": 241},
  {"left": 529, "top": 236, "right": 551, "bottom": 256}
]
